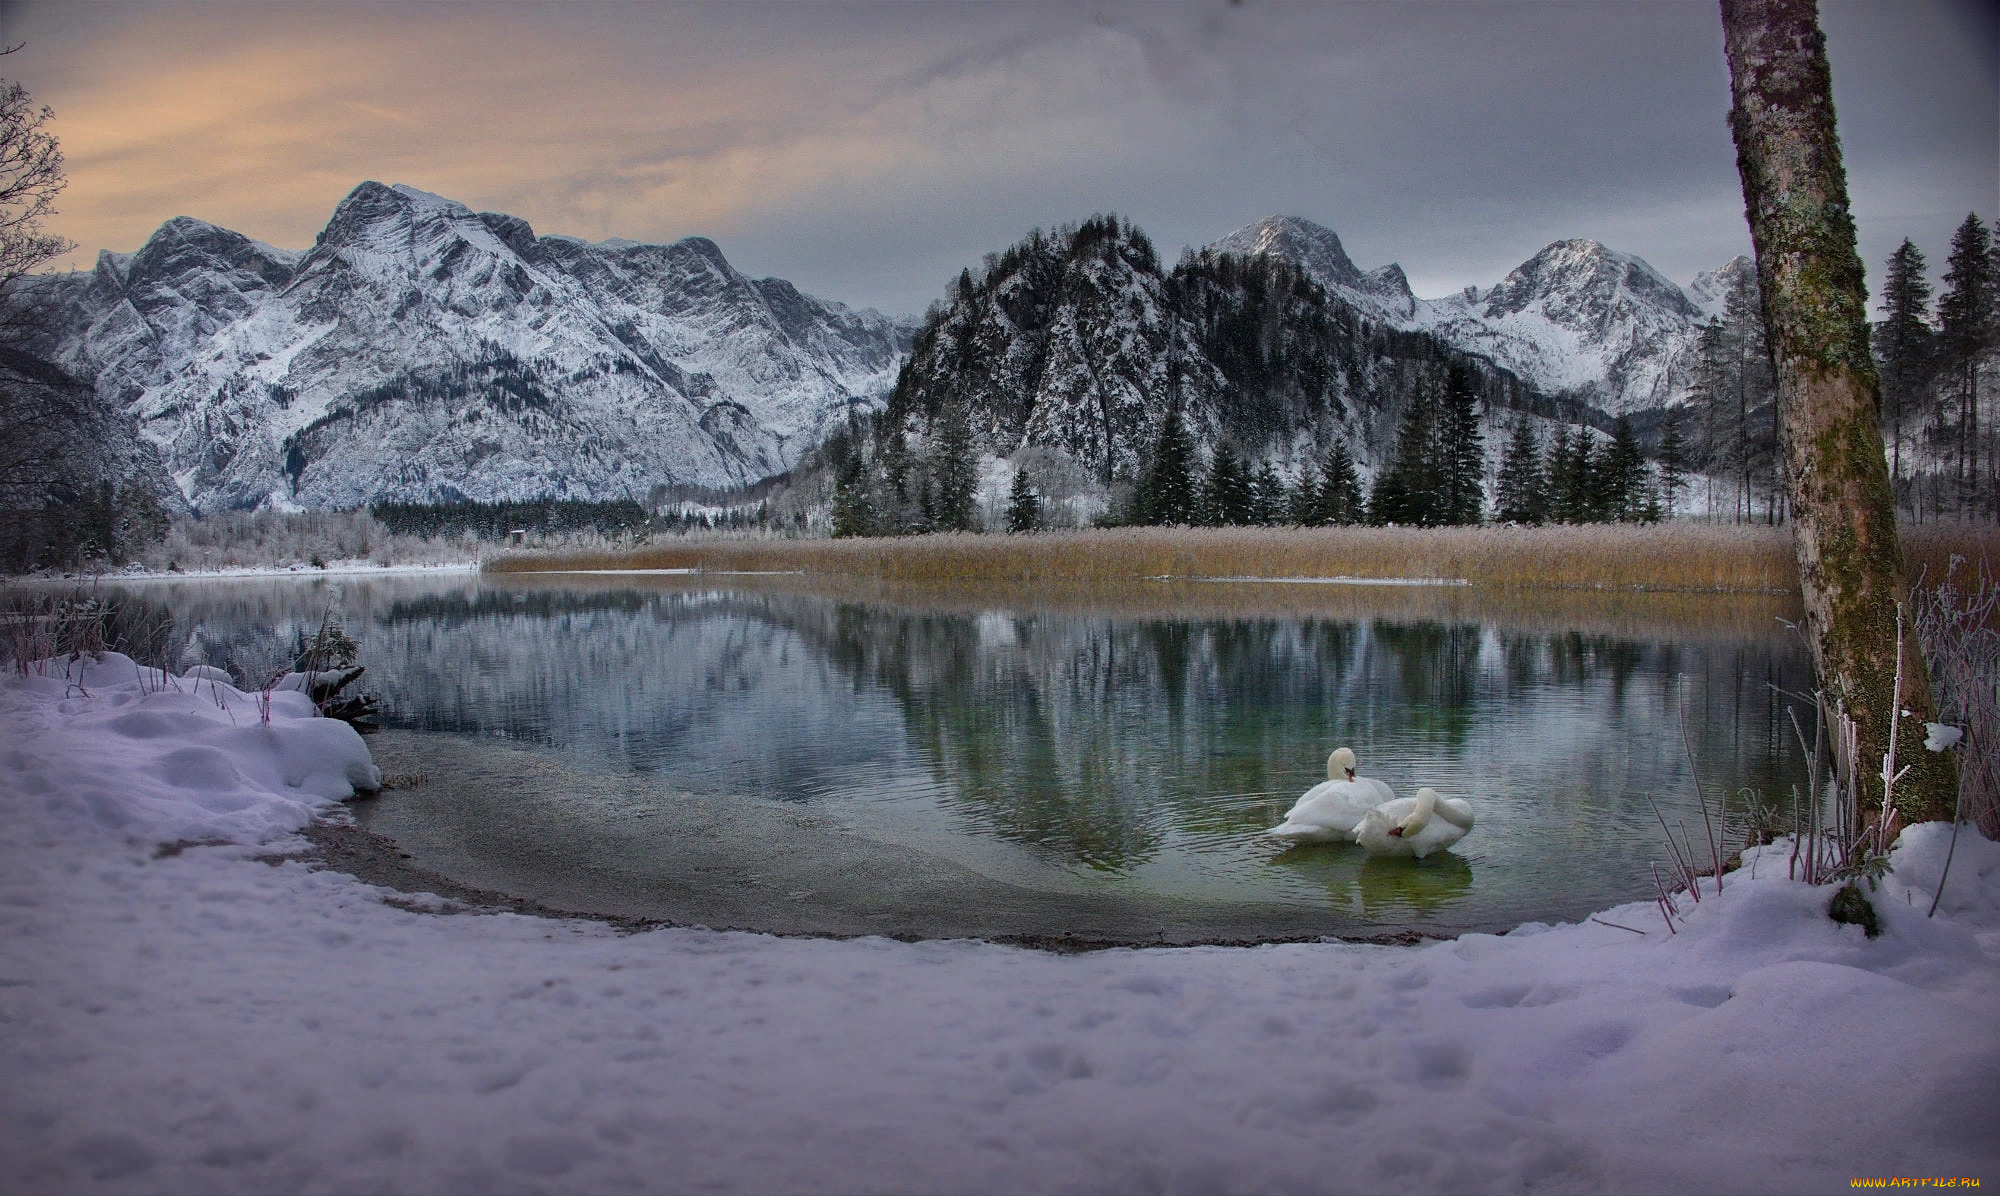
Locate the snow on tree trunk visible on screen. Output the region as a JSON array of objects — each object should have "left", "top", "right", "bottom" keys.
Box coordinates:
[{"left": 1721, "top": 0, "right": 1957, "bottom": 824}]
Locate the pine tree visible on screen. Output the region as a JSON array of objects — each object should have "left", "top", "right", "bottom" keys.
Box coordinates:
[
  {"left": 1494, "top": 418, "right": 1547, "bottom": 525},
  {"left": 1318, "top": 440, "right": 1363, "bottom": 526},
  {"left": 1657, "top": 406, "right": 1690, "bottom": 519},
  {"left": 1139, "top": 403, "right": 1198, "bottom": 526},
  {"left": 1938, "top": 213, "right": 1994, "bottom": 515},
  {"left": 1438, "top": 364, "right": 1485, "bottom": 524},
  {"left": 1005, "top": 466, "right": 1041, "bottom": 533},
  {"left": 1876, "top": 239, "right": 1933, "bottom": 499}
]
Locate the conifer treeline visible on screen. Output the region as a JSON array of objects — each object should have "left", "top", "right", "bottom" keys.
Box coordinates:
[
  {"left": 1680, "top": 211, "right": 2000, "bottom": 524},
  {"left": 1868, "top": 212, "right": 2000, "bottom": 522}
]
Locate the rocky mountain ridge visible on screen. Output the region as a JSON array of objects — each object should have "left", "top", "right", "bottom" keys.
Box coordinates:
[
  {"left": 50, "top": 182, "right": 912, "bottom": 511},
  {"left": 1213, "top": 215, "right": 1744, "bottom": 416}
]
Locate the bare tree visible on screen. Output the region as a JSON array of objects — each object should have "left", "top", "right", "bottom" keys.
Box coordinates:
[
  {"left": 1721, "top": 0, "right": 1956, "bottom": 825},
  {"left": 0, "top": 55, "right": 71, "bottom": 296}
]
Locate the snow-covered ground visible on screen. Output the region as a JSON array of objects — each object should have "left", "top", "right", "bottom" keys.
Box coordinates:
[{"left": 3, "top": 654, "right": 1996, "bottom": 1194}]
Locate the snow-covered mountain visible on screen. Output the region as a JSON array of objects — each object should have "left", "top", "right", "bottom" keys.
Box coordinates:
[
  {"left": 883, "top": 216, "right": 1542, "bottom": 490},
  {"left": 50, "top": 183, "right": 913, "bottom": 511},
  {"left": 1211, "top": 216, "right": 1738, "bottom": 416}
]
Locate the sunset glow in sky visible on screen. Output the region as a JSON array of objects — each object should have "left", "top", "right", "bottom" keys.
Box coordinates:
[{"left": 6, "top": 1, "right": 1995, "bottom": 314}]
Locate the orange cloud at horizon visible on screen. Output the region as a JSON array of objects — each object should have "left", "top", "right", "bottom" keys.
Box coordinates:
[{"left": 12, "top": 2, "right": 1138, "bottom": 272}]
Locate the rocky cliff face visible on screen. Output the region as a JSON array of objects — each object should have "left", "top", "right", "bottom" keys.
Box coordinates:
[{"left": 50, "top": 183, "right": 912, "bottom": 511}]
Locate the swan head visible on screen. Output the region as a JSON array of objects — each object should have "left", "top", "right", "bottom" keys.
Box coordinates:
[{"left": 1328, "top": 747, "right": 1357, "bottom": 781}]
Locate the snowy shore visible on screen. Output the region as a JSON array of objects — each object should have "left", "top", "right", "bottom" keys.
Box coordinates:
[{"left": 3, "top": 654, "right": 1996, "bottom": 1194}]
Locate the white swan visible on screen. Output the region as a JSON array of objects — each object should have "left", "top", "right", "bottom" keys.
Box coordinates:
[
  {"left": 1267, "top": 748, "right": 1396, "bottom": 843},
  {"left": 1353, "top": 787, "right": 1475, "bottom": 859}
]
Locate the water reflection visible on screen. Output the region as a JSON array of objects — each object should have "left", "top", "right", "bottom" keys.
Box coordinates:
[
  {"left": 1271, "top": 846, "right": 1478, "bottom": 918},
  {"left": 88, "top": 573, "right": 1814, "bottom": 932}
]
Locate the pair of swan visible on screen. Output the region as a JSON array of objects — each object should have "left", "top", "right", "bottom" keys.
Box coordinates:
[{"left": 1267, "top": 747, "right": 1474, "bottom": 859}]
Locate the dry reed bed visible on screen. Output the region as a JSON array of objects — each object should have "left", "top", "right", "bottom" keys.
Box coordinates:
[{"left": 491, "top": 523, "right": 1998, "bottom": 593}]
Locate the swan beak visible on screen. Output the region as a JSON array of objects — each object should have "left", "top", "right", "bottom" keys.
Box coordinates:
[{"left": 1387, "top": 826, "right": 1404, "bottom": 837}]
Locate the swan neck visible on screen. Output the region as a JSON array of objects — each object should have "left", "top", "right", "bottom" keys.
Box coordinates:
[{"left": 1401, "top": 789, "right": 1437, "bottom": 834}]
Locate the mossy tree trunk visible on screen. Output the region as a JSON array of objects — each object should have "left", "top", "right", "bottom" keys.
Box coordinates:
[{"left": 1720, "top": 0, "right": 1957, "bottom": 825}]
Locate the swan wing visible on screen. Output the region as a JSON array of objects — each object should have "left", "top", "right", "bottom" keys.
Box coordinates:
[
  {"left": 1269, "top": 780, "right": 1374, "bottom": 839},
  {"left": 1355, "top": 776, "right": 1397, "bottom": 805}
]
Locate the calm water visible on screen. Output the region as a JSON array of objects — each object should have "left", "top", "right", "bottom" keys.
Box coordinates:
[{"left": 98, "top": 572, "right": 1813, "bottom": 941}]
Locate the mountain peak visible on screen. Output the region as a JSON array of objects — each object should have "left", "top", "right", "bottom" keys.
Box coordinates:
[
  {"left": 1484, "top": 237, "right": 1696, "bottom": 322},
  {"left": 124, "top": 215, "right": 299, "bottom": 291},
  {"left": 1213, "top": 216, "right": 1365, "bottom": 288},
  {"left": 1210, "top": 215, "right": 1416, "bottom": 320}
]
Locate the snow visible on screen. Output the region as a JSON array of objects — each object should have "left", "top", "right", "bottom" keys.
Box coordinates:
[{"left": 4, "top": 656, "right": 1997, "bottom": 1193}]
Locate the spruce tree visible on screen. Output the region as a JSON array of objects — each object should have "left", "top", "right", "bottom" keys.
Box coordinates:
[
  {"left": 1546, "top": 425, "right": 1577, "bottom": 522},
  {"left": 1938, "top": 213, "right": 1994, "bottom": 515},
  {"left": 1250, "top": 461, "right": 1285, "bottom": 526},
  {"left": 831, "top": 454, "right": 874, "bottom": 538},
  {"left": 1656, "top": 406, "right": 1691, "bottom": 519},
  {"left": 1688, "top": 317, "right": 1730, "bottom": 518},
  {"left": 1602, "top": 416, "right": 1646, "bottom": 522},
  {"left": 1438, "top": 364, "right": 1485, "bottom": 524},
  {"left": 929, "top": 400, "right": 980, "bottom": 532},
  {"left": 1494, "top": 418, "right": 1547, "bottom": 525},
  {"left": 1287, "top": 463, "right": 1322, "bottom": 526},
  {"left": 1202, "top": 444, "right": 1252, "bottom": 526},
  {"left": 1140, "top": 403, "right": 1198, "bottom": 525},
  {"left": 1005, "top": 466, "right": 1041, "bottom": 533},
  {"left": 1722, "top": 266, "right": 1775, "bottom": 522},
  {"left": 1876, "top": 239, "right": 1932, "bottom": 496},
  {"left": 1371, "top": 396, "right": 1437, "bottom": 525},
  {"left": 1318, "top": 440, "right": 1363, "bottom": 525}
]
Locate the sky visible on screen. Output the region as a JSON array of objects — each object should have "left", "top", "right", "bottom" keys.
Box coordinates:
[{"left": 4, "top": 0, "right": 1995, "bottom": 317}]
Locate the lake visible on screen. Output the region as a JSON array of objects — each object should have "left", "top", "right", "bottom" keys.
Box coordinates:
[{"left": 88, "top": 570, "right": 1812, "bottom": 942}]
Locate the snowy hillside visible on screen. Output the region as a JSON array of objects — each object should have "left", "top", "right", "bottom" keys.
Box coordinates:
[
  {"left": 1213, "top": 217, "right": 1740, "bottom": 416},
  {"left": 49, "top": 183, "right": 913, "bottom": 512}
]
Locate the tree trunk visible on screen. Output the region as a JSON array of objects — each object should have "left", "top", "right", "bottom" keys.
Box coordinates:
[{"left": 1720, "top": 0, "right": 1957, "bottom": 824}]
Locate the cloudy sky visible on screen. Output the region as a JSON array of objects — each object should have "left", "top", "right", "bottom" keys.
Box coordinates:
[{"left": 5, "top": 1, "right": 1994, "bottom": 316}]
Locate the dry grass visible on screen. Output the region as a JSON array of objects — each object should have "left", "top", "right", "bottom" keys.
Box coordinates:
[{"left": 488, "top": 522, "right": 1999, "bottom": 595}]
